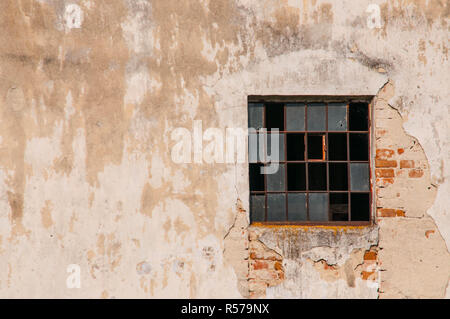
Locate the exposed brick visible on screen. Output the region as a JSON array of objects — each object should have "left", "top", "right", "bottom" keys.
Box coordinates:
[
  {"left": 364, "top": 251, "right": 377, "bottom": 261},
  {"left": 265, "top": 255, "right": 283, "bottom": 261},
  {"left": 377, "top": 208, "right": 396, "bottom": 217},
  {"left": 400, "top": 160, "right": 414, "bottom": 168},
  {"left": 425, "top": 230, "right": 435, "bottom": 238},
  {"left": 377, "top": 208, "right": 405, "bottom": 217},
  {"left": 375, "top": 169, "right": 394, "bottom": 178},
  {"left": 395, "top": 209, "right": 405, "bottom": 217},
  {"left": 361, "top": 271, "right": 375, "bottom": 280},
  {"left": 376, "top": 149, "right": 395, "bottom": 159},
  {"left": 397, "top": 148, "right": 404, "bottom": 154},
  {"left": 253, "top": 261, "right": 268, "bottom": 270},
  {"left": 376, "top": 177, "right": 394, "bottom": 187},
  {"left": 376, "top": 159, "right": 397, "bottom": 168},
  {"left": 409, "top": 169, "right": 424, "bottom": 178},
  {"left": 249, "top": 252, "right": 257, "bottom": 260},
  {"left": 274, "top": 262, "right": 283, "bottom": 271}
]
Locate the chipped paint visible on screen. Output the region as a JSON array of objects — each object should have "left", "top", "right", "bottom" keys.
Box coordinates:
[{"left": 0, "top": 0, "right": 448, "bottom": 298}]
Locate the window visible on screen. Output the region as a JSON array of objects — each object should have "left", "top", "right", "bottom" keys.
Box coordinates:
[{"left": 248, "top": 97, "right": 372, "bottom": 225}]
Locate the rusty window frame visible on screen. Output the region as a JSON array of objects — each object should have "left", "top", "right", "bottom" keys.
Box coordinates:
[{"left": 248, "top": 96, "right": 373, "bottom": 226}]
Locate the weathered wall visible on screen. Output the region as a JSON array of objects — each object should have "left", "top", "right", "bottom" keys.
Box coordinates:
[{"left": 0, "top": 0, "right": 448, "bottom": 298}]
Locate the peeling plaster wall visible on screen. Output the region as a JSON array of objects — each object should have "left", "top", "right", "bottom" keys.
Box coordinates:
[{"left": 0, "top": 0, "right": 448, "bottom": 298}]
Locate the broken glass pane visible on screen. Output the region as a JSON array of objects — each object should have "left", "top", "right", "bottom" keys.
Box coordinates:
[
  {"left": 349, "top": 102, "right": 369, "bottom": 131},
  {"left": 287, "top": 163, "right": 306, "bottom": 191},
  {"left": 307, "top": 103, "right": 326, "bottom": 131},
  {"left": 288, "top": 193, "right": 307, "bottom": 221},
  {"left": 249, "top": 163, "right": 264, "bottom": 191},
  {"left": 350, "top": 133, "right": 368, "bottom": 161},
  {"left": 351, "top": 193, "right": 370, "bottom": 221},
  {"left": 309, "top": 193, "right": 328, "bottom": 221},
  {"left": 308, "top": 135, "right": 325, "bottom": 160},
  {"left": 330, "top": 193, "right": 348, "bottom": 221},
  {"left": 266, "top": 103, "right": 284, "bottom": 131},
  {"left": 328, "top": 133, "right": 347, "bottom": 160},
  {"left": 308, "top": 163, "right": 327, "bottom": 190},
  {"left": 328, "top": 103, "right": 347, "bottom": 131},
  {"left": 250, "top": 194, "right": 265, "bottom": 222},
  {"left": 329, "top": 163, "right": 348, "bottom": 191},
  {"left": 286, "top": 103, "right": 305, "bottom": 131},
  {"left": 267, "top": 194, "right": 286, "bottom": 221},
  {"left": 287, "top": 133, "right": 305, "bottom": 160},
  {"left": 350, "top": 163, "right": 369, "bottom": 191}
]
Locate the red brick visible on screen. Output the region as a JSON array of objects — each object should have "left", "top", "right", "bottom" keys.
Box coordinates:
[
  {"left": 266, "top": 255, "right": 282, "bottom": 261},
  {"left": 377, "top": 208, "right": 396, "bottom": 217},
  {"left": 397, "top": 148, "right": 404, "bottom": 154},
  {"left": 361, "top": 271, "right": 375, "bottom": 280},
  {"left": 376, "top": 177, "right": 394, "bottom": 186},
  {"left": 364, "top": 251, "right": 377, "bottom": 260},
  {"left": 376, "top": 149, "right": 395, "bottom": 159},
  {"left": 425, "top": 230, "right": 435, "bottom": 238},
  {"left": 274, "top": 262, "right": 283, "bottom": 271},
  {"left": 409, "top": 169, "right": 424, "bottom": 178},
  {"left": 375, "top": 169, "right": 394, "bottom": 178},
  {"left": 376, "top": 159, "right": 397, "bottom": 168},
  {"left": 253, "top": 261, "right": 268, "bottom": 270},
  {"left": 400, "top": 160, "right": 414, "bottom": 168},
  {"left": 377, "top": 208, "right": 405, "bottom": 217},
  {"left": 395, "top": 209, "right": 405, "bottom": 217}
]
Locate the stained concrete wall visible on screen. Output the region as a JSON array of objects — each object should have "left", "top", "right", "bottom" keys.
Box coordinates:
[{"left": 0, "top": 0, "right": 448, "bottom": 298}]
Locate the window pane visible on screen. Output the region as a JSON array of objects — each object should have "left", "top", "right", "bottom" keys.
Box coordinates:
[
  {"left": 267, "top": 194, "right": 286, "bottom": 221},
  {"left": 287, "top": 133, "right": 305, "bottom": 160},
  {"left": 288, "top": 193, "right": 307, "bottom": 221},
  {"left": 248, "top": 103, "right": 264, "bottom": 130},
  {"left": 308, "top": 163, "right": 327, "bottom": 190},
  {"left": 249, "top": 163, "right": 264, "bottom": 191},
  {"left": 330, "top": 193, "right": 348, "bottom": 221},
  {"left": 328, "top": 103, "right": 347, "bottom": 131},
  {"left": 286, "top": 103, "right": 305, "bottom": 131},
  {"left": 350, "top": 163, "right": 369, "bottom": 191},
  {"left": 350, "top": 133, "right": 368, "bottom": 161},
  {"left": 307, "top": 103, "right": 326, "bottom": 131},
  {"left": 329, "top": 163, "right": 348, "bottom": 190},
  {"left": 266, "top": 163, "right": 285, "bottom": 191},
  {"left": 267, "top": 133, "right": 284, "bottom": 161},
  {"left": 250, "top": 195, "right": 265, "bottom": 222},
  {"left": 328, "top": 133, "right": 347, "bottom": 160},
  {"left": 351, "top": 193, "right": 370, "bottom": 221},
  {"left": 309, "top": 193, "right": 328, "bottom": 221},
  {"left": 349, "top": 102, "right": 368, "bottom": 131},
  {"left": 266, "top": 103, "right": 284, "bottom": 131},
  {"left": 287, "top": 163, "right": 306, "bottom": 191},
  {"left": 248, "top": 133, "right": 265, "bottom": 163}
]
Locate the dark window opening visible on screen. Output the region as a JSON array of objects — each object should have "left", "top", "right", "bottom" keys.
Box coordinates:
[
  {"left": 265, "top": 103, "right": 284, "bottom": 131},
  {"left": 287, "top": 163, "right": 306, "bottom": 191},
  {"left": 307, "top": 135, "right": 325, "bottom": 160},
  {"left": 248, "top": 98, "right": 372, "bottom": 224},
  {"left": 286, "top": 134, "right": 305, "bottom": 161},
  {"left": 308, "top": 163, "right": 327, "bottom": 190},
  {"left": 328, "top": 133, "right": 347, "bottom": 160}
]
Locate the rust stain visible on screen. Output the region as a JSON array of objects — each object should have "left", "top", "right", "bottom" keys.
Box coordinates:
[{"left": 40, "top": 200, "right": 53, "bottom": 229}]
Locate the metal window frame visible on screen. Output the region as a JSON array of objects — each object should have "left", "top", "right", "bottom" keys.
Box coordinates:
[{"left": 248, "top": 96, "right": 374, "bottom": 226}]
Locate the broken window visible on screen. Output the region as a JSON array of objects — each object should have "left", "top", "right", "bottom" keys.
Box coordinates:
[{"left": 248, "top": 99, "right": 372, "bottom": 224}]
